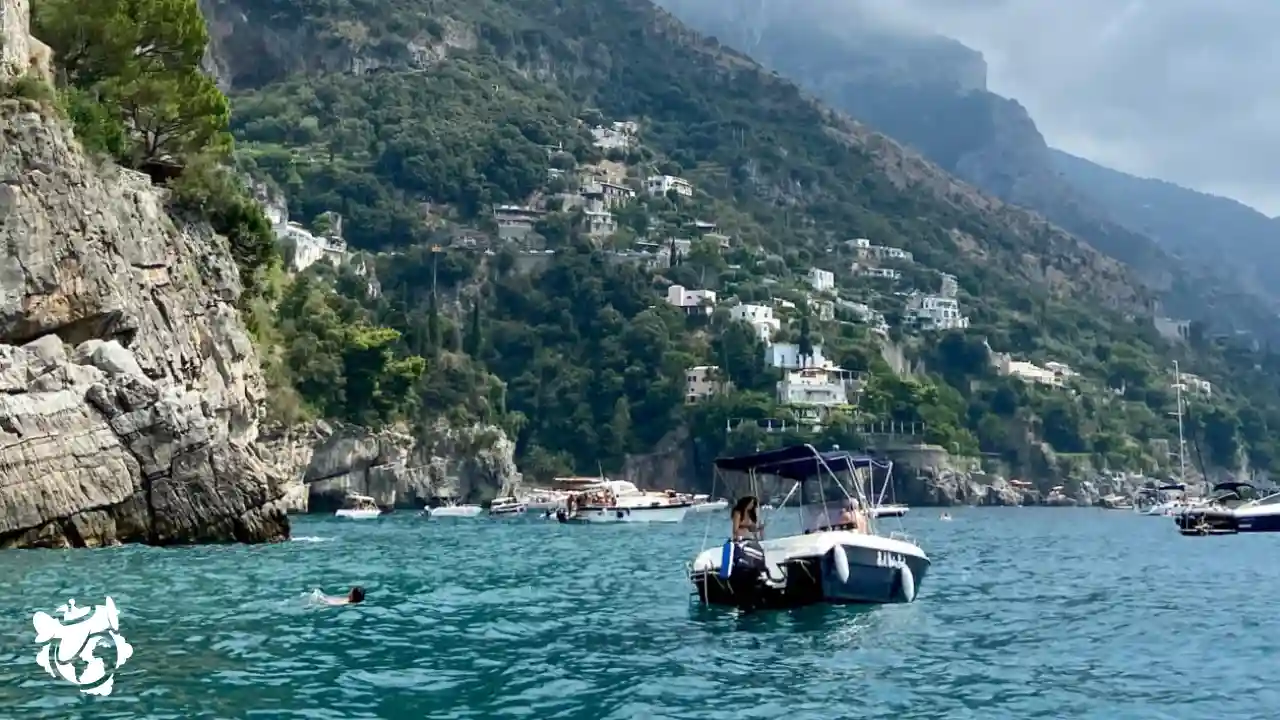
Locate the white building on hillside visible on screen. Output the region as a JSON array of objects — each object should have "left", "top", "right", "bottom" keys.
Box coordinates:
[
  {"left": 730, "top": 303, "right": 781, "bottom": 341},
  {"left": 777, "top": 367, "right": 849, "bottom": 407},
  {"left": 666, "top": 284, "right": 716, "bottom": 314},
  {"left": 591, "top": 121, "right": 638, "bottom": 151},
  {"left": 646, "top": 174, "right": 693, "bottom": 197},
  {"left": 765, "top": 342, "right": 827, "bottom": 370},
  {"left": 279, "top": 222, "right": 345, "bottom": 272},
  {"left": 905, "top": 293, "right": 969, "bottom": 331},
  {"left": 807, "top": 268, "right": 835, "bottom": 293},
  {"left": 858, "top": 266, "right": 901, "bottom": 281},
  {"left": 685, "top": 365, "right": 727, "bottom": 404},
  {"left": 583, "top": 209, "right": 616, "bottom": 238},
  {"left": 1176, "top": 372, "right": 1213, "bottom": 397},
  {"left": 992, "top": 354, "right": 1072, "bottom": 388}
]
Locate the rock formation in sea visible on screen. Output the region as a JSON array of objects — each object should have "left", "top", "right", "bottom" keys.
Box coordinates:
[
  {"left": 261, "top": 419, "right": 521, "bottom": 513},
  {"left": 0, "top": 0, "right": 289, "bottom": 548}
]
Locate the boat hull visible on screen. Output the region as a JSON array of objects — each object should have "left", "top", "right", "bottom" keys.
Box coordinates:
[
  {"left": 689, "top": 531, "right": 929, "bottom": 609},
  {"left": 870, "top": 504, "right": 909, "bottom": 518},
  {"left": 565, "top": 503, "right": 691, "bottom": 523},
  {"left": 1177, "top": 505, "right": 1280, "bottom": 533},
  {"left": 490, "top": 503, "right": 528, "bottom": 516},
  {"left": 430, "top": 506, "right": 483, "bottom": 518},
  {"left": 692, "top": 500, "right": 728, "bottom": 513},
  {"left": 335, "top": 509, "right": 381, "bottom": 520}
]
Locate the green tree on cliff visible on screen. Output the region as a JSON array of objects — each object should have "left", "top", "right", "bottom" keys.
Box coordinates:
[
  {"left": 35, "top": 0, "right": 275, "bottom": 301},
  {"left": 35, "top": 0, "right": 230, "bottom": 166}
]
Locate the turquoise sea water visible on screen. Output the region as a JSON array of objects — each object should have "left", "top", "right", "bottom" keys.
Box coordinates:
[{"left": 1, "top": 507, "right": 1277, "bottom": 719}]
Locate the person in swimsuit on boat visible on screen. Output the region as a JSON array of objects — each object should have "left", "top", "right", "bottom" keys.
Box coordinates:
[
  {"left": 836, "top": 498, "right": 869, "bottom": 533},
  {"left": 731, "top": 496, "right": 762, "bottom": 540},
  {"left": 315, "top": 586, "right": 365, "bottom": 606}
]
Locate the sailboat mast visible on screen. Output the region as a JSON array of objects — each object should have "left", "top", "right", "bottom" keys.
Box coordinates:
[{"left": 1174, "top": 361, "right": 1187, "bottom": 480}]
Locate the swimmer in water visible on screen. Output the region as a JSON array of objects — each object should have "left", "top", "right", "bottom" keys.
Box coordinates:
[{"left": 315, "top": 586, "right": 365, "bottom": 606}]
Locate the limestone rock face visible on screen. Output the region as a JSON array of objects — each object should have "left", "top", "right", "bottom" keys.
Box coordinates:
[
  {"left": 0, "top": 101, "right": 289, "bottom": 547},
  {"left": 297, "top": 420, "right": 521, "bottom": 512}
]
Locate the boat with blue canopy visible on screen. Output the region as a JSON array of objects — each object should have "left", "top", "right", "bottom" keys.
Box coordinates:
[{"left": 687, "top": 444, "right": 930, "bottom": 610}]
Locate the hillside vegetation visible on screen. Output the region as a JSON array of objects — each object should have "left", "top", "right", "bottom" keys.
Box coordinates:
[
  {"left": 33, "top": 0, "right": 1280, "bottom": 486},
  {"left": 653, "top": 0, "right": 1280, "bottom": 344},
  {"left": 207, "top": 0, "right": 1280, "bottom": 482}
]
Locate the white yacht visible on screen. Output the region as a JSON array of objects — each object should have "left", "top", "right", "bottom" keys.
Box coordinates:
[
  {"left": 335, "top": 494, "right": 382, "bottom": 520},
  {"left": 559, "top": 480, "right": 691, "bottom": 523},
  {"left": 520, "top": 489, "right": 567, "bottom": 511},
  {"left": 688, "top": 445, "right": 929, "bottom": 610},
  {"left": 1135, "top": 484, "right": 1188, "bottom": 516},
  {"left": 1176, "top": 482, "right": 1280, "bottom": 534},
  {"left": 692, "top": 496, "right": 729, "bottom": 513},
  {"left": 427, "top": 500, "right": 483, "bottom": 518},
  {"left": 870, "top": 504, "right": 909, "bottom": 518},
  {"left": 489, "top": 496, "right": 528, "bottom": 516}
]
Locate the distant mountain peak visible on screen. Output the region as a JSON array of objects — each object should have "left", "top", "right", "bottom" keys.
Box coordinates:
[{"left": 655, "top": 0, "right": 987, "bottom": 92}]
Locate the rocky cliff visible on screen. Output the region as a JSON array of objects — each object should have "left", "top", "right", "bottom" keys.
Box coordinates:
[
  {"left": 0, "top": 2, "right": 289, "bottom": 548},
  {"left": 261, "top": 420, "right": 521, "bottom": 513}
]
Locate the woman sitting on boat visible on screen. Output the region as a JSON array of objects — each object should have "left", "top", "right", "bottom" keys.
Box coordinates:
[
  {"left": 837, "top": 498, "right": 869, "bottom": 533},
  {"left": 803, "top": 497, "right": 867, "bottom": 534},
  {"left": 731, "top": 496, "right": 763, "bottom": 540}
]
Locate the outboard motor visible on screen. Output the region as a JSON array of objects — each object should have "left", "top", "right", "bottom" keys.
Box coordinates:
[
  {"left": 554, "top": 508, "right": 568, "bottom": 523},
  {"left": 718, "top": 539, "right": 771, "bottom": 610}
]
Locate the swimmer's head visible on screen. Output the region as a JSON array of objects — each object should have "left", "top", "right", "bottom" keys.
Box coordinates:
[{"left": 349, "top": 586, "right": 365, "bottom": 603}]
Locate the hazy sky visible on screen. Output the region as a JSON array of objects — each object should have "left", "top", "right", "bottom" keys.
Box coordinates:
[{"left": 856, "top": 0, "right": 1280, "bottom": 215}]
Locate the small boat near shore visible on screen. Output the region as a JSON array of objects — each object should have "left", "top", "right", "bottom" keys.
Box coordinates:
[
  {"left": 692, "top": 497, "right": 729, "bottom": 513},
  {"left": 870, "top": 504, "right": 909, "bottom": 518},
  {"left": 428, "top": 501, "right": 483, "bottom": 518},
  {"left": 335, "top": 494, "right": 382, "bottom": 520},
  {"left": 1135, "top": 484, "right": 1189, "bottom": 516},
  {"left": 556, "top": 480, "right": 691, "bottom": 524},
  {"left": 489, "top": 496, "right": 528, "bottom": 517},
  {"left": 688, "top": 445, "right": 929, "bottom": 611}
]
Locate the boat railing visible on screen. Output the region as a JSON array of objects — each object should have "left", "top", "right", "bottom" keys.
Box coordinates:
[{"left": 888, "top": 530, "right": 917, "bottom": 546}]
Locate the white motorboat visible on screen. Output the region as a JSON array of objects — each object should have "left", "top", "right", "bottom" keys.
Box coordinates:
[
  {"left": 1176, "top": 482, "right": 1280, "bottom": 534},
  {"left": 558, "top": 480, "right": 691, "bottom": 523},
  {"left": 692, "top": 498, "right": 729, "bottom": 513},
  {"left": 863, "top": 461, "right": 910, "bottom": 518},
  {"left": 489, "top": 496, "right": 528, "bottom": 516},
  {"left": 688, "top": 445, "right": 929, "bottom": 610},
  {"left": 335, "top": 494, "right": 382, "bottom": 520},
  {"left": 428, "top": 501, "right": 483, "bottom": 518},
  {"left": 521, "top": 490, "right": 567, "bottom": 511},
  {"left": 1136, "top": 486, "right": 1189, "bottom": 516}
]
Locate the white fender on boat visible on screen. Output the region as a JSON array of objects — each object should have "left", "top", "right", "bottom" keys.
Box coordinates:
[
  {"left": 832, "top": 544, "right": 850, "bottom": 584},
  {"left": 898, "top": 564, "right": 916, "bottom": 603}
]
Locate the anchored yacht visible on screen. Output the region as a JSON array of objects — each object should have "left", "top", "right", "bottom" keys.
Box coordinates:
[
  {"left": 558, "top": 480, "right": 691, "bottom": 523},
  {"left": 335, "top": 494, "right": 382, "bottom": 520},
  {"left": 1176, "top": 482, "right": 1280, "bottom": 535}
]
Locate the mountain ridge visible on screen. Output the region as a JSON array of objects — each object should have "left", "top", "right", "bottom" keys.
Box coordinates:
[
  {"left": 173, "top": 0, "right": 1280, "bottom": 486},
  {"left": 653, "top": 0, "right": 1280, "bottom": 342}
]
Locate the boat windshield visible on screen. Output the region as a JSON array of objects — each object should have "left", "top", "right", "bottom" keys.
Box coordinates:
[
  {"left": 711, "top": 444, "right": 889, "bottom": 535},
  {"left": 1249, "top": 491, "right": 1280, "bottom": 506},
  {"left": 343, "top": 495, "right": 377, "bottom": 510}
]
